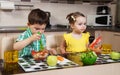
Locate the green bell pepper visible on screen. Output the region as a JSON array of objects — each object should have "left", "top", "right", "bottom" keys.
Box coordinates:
[{"left": 80, "top": 51, "right": 97, "bottom": 65}]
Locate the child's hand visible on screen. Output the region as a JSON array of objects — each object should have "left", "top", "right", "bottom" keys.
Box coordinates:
[
  {"left": 60, "top": 50, "right": 69, "bottom": 55},
  {"left": 89, "top": 46, "right": 102, "bottom": 54},
  {"left": 49, "top": 48, "right": 58, "bottom": 55},
  {"left": 30, "top": 33, "right": 41, "bottom": 41}
]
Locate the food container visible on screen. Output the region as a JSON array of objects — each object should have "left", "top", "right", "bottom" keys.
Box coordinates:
[
  {"left": 102, "top": 44, "right": 112, "bottom": 54},
  {"left": 66, "top": 52, "right": 83, "bottom": 66},
  {"left": 31, "top": 50, "right": 49, "bottom": 60},
  {"left": 4, "top": 50, "right": 18, "bottom": 63}
]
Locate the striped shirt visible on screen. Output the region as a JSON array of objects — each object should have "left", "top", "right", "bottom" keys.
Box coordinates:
[{"left": 16, "top": 28, "right": 46, "bottom": 57}]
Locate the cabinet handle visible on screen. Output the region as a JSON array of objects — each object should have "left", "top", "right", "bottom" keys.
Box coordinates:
[{"left": 114, "top": 34, "right": 120, "bottom": 36}]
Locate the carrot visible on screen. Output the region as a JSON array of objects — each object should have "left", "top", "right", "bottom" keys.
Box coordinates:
[{"left": 57, "top": 56, "right": 64, "bottom": 61}]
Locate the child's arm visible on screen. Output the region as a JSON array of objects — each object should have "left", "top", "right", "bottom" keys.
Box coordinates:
[
  {"left": 60, "top": 38, "right": 67, "bottom": 54},
  {"left": 13, "top": 33, "right": 41, "bottom": 50}
]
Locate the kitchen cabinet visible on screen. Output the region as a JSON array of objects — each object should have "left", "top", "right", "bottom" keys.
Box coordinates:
[
  {"left": 112, "top": 32, "right": 120, "bottom": 51},
  {"left": 0, "top": 32, "right": 21, "bottom": 59},
  {"left": 0, "top": 33, "right": 6, "bottom": 48},
  {"left": 6, "top": 33, "right": 21, "bottom": 38},
  {"left": 115, "top": 0, "right": 120, "bottom": 26},
  {"left": 95, "top": 30, "right": 120, "bottom": 52},
  {"left": 45, "top": 32, "right": 66, "bottom": 35},
  {"left": 83, "top": 0, "right": 113, "bottom": 3},
  {"left": 41, "top": 0, "right": 81, "bottom": 3},
  {"left": 41, "top": 0, "right": 113, "bottom": 4},
  {"left": 95, "top": 30, "right": 113, "bottom": 44},
  {"left": 0, "top": 33, "right": 6, "bottom": 59}
]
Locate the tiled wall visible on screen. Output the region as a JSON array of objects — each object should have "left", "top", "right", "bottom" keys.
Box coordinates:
[{"left": 0, "top": 2, "right": 114, "bottom": 26}]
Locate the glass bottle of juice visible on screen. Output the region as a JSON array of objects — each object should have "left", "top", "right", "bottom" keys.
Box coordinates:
[{"left": 4, "top": 50, "right": 18, "bottom": 63}]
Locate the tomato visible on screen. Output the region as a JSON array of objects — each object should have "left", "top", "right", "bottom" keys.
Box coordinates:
[
  {"left": 31, "top": 50, "right": 49, "bottom": 60},
  {"left": 31, "top": 50, "right": 37, "bottom": 55}
]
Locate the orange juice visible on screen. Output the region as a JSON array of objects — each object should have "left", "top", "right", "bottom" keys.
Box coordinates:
[
  {"left": 4, "top": 63, "right": 19, "bottom": 73},
  {"left": 67, "top": 53, "right": 83, "bottom": 66},
  {"left": 4, "top": 50, "right": 18, "bottom": 63},
  {"left": 102, "top": 44, "right": 112, "bottom": 54}
]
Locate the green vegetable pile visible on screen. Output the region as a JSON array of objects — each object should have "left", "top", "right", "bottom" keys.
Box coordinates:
[{"left": 80, "top": 50, "right": 97, "bottom": 65}]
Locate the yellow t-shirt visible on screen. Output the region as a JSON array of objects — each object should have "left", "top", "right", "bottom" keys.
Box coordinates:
[{"left": 64, "top": 32, "right": 90, "bottom": 52}]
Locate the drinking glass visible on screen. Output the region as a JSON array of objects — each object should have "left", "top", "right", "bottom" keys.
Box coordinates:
[
  {"left": 4, "top": 50, "right": 18, "bottom": 63},
  {"left": 101, "top": 44, "right": 112, "bottom": 54}
]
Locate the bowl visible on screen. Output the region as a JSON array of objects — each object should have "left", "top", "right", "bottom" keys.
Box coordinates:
[{"left": 31, "top": 50, "right": 49, "bottom": 60}]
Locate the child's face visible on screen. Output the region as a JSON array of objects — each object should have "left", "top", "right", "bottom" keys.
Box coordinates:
[
  {"left": 71, "top": 16, "right": 86, "bottom": 34},
  {"left": 28, "top": 23, "right": 46, "bottom": 34}
]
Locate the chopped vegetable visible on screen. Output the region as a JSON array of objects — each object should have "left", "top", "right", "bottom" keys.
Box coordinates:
[
  {"left": 31, "top": 50, "right": 37, "bottom": 55},
  {"left": 31, "top": 50, "right": 48, "bottom": 60},
  {"left": 57, "top": 56, "right": 64, "bottom": 61}
]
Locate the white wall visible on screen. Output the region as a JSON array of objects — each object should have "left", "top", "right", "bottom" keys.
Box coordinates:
[{"left": 0, "top": 2, "right": 110, "bottom": 26}]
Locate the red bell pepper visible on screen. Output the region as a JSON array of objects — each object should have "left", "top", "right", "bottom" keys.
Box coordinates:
[
  {"left": 89, "top": 36, "right": 102, "bottom": 54},
  {"left": 89, "top": 36, "right": 102, "bottom": 49}
]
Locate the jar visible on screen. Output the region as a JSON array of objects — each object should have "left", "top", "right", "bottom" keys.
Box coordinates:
[{"left": 4, "top": 50, "right": 18, "bottom": 63}]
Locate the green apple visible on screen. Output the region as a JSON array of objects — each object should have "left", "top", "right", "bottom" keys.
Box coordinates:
[
  {"left": 110, "top": 51, "right": 120, "bottom": 60},
  {"left": 47, "top": 55, "right": 57, "bottom": 66}
]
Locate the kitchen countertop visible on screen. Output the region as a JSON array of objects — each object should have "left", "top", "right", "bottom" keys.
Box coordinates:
[
  {"left": 0, "top": 26, "right": 70, "bottom": 33},
  {"left": 0, "top": 26, "right": 120, "bottom": 33},
  {"left": 86, "top": 26, "right": 120, "bottom": 32},
  {"left": 0, "top": 54, "right": 120, "bottom": 75},
  {"left": 1, "top": 63, "right": 120, "bottom": 75}
]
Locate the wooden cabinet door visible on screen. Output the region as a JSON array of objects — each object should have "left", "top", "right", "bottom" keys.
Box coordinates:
[
  {"left": 101, "top": 31, "right": 113, "bottom": 44},
  {"left": 95, "top": 31, "right": 120, "bottom": 52},
  {"left": 0, "top": 33, "right": 6, "bottom": 59},
  {"left": 45, "top": 32, "right": 66, "bottom": 36},
  {"left": 95, "top": 30, "right": 113, "bottom": 44},
  {"left": 112, "top": 32, "right": 120, "bottom": 52}
]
